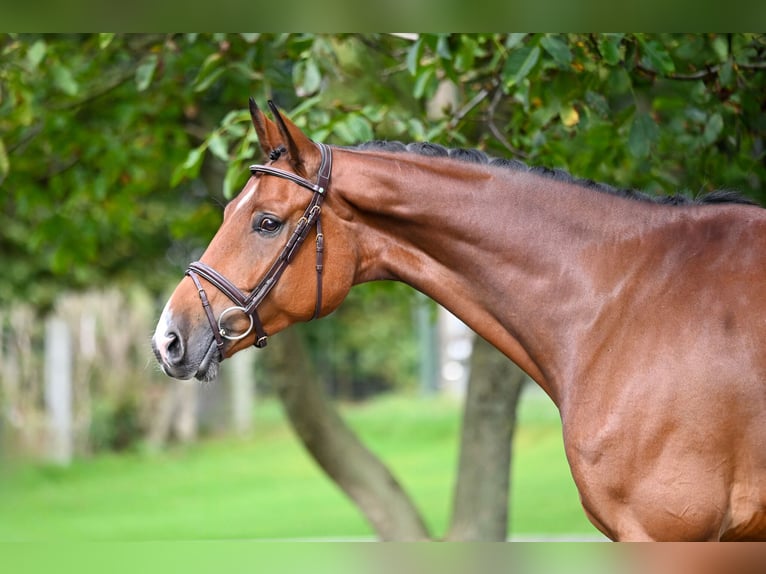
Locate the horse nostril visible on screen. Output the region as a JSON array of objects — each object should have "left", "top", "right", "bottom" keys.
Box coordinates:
[{"left": 164, "top": 330, "right": 185, "bottom": 366}]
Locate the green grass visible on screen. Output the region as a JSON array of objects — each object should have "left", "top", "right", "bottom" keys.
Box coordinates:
[{"left": 0, "top": 388, "right": 598, "bottom": 540}]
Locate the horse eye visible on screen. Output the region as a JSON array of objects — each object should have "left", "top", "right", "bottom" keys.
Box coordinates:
[{"left": 254, "top": 214, "right": 282, "bottom": 234}]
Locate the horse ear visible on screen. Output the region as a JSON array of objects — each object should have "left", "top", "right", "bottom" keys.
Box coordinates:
[
  {"left": 267, "top": 100, "right": 318, "bottom": 176},
  {"left": 249, "top": 97, "right": 282, "bottom": 158}
]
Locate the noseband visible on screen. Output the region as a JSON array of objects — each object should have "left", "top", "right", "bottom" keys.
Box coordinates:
[{"left": 185, "top": 142, "right": 332, "bottom": 359}]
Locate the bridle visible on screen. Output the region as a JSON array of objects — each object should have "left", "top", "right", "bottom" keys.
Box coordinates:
[{"left": 185, "top": 142, "right": 332, "bottom": 359}]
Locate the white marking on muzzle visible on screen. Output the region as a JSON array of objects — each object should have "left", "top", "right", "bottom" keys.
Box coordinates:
[{"left": 153, "top": 301, "right": 175, "bottom": 365}]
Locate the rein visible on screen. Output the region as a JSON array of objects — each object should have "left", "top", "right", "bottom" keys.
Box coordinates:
[{"left": 186, "top": 142, "right": 332, "bottom": 358}]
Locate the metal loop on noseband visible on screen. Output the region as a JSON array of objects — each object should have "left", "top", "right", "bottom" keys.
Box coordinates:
[
  {"left": 185, "top": 143, "right": 332, "bottom": 360},
  {"left": 217, "top": 305, "right": 255, "bottom": 341}
]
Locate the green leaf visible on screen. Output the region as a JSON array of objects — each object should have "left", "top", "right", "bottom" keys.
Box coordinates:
[
  {"left": 182, "top": 146, "right": 205, "bottom": 170},
  {"left": 711, "top": 36, "right": 728, "bottom": 62},
  {"left": 718, "top": 60, "right": 734, "bottom": 88},
  {"left": 194, "top": 68, "right": 224, "bottom": 93},
  {"left": 406, "top": 37, "right": 423, "bottom": 76},
  {"left": 221, "top": 109, "right": 252, "bottom": 127},
  {"left": 585, "top": 90, "right": 610, "bottom": 118},
  {"left": 640, "top": 39, "right": 676, "bottom": 74},
  {"left": 293, "top": 58, "right": 321, "bottom": 97},
  {"left": 51, "top": 246, "right": 73, "bottom": 275},
  {"left": 208, "top": 133, "right": 229, "bottom": 161},
  {"left": 135, "top": 54, "right": 158, "bottom": 92},
  {"left": 288, "top": 95, "right": 323, "bottom": 119},
  {"left": 171, "top": 146, "right": 205, "bottom": 186},
  {"left": 541, "top": 36, "right": 572, "bottom": 67},
  {"left": 505, "top": 33, "right": 527, "bottom": 50},
  {"left": 597, "top": 34, "right": 623, "bottom": 66},
  {"left": 454, "top": 36, "right": 477, "bottom": 72},
  {"left": 702, "top": 113, "right": 723, "bottom": 145},
  {"left": 170, "top": 165, "right": 186, "bottom": 187},
  {"left": 436, "top": 35, "right": 451, "bottom": 60},
  {"left": 26, "top": 39, "right": 47, "bottom": 70},
  {"left": 333, "top": 113, "right": 373, "bottom": 143},
  {"left": 217, "top": 110, "right": 248, "bottom": 139},
  {"left": 98, "top": 33, "right": 115, "bottom": 50},
  {"left": 606, "top": 67, "right": 632, "bottom": 95},
  {"left": 192, "top": 52, "right": 223, "bottom": 92},
  {"left": 52, "top": 63, "right": 79, "bottom": 96},
  {"left": 413, "top": 65, "right": 436, "bottom": 99},
  {"left": 503, "top": 46, "right": 541, "bottom": 88},
  {"left": 223, "top": 161, "right": 247, "bottom": 200},
  {"left": 628, "top": 111, "right": 659, "bottom": 159}
]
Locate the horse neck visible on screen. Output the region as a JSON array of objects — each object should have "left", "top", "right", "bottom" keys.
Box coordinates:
[{"left": 331, "top": 148, "right": 655, "bottom": 403}]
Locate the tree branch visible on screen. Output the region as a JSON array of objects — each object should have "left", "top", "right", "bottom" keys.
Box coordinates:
[
  {"left": 447, "top": 88, "right": 489, "bottom": 130},
  {"left": 636, "top": 63, "right": 718, "bottom": 81},
  {"left": 487, "top": 86, "right": 529, "bottom": 160},
  {"left": 636, "top": 60, "right": 766, "bottom": 82}
]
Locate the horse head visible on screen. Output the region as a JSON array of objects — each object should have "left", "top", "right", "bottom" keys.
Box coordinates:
[{"left": 152, "top": 100, "right": 357, "bottom": 381}]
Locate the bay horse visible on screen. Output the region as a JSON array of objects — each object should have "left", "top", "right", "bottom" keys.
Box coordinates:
[{"left": 152, "top": 99, "right": 766, "bottom": 541}]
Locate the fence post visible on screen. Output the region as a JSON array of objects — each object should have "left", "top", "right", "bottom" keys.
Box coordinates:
[
  {"left": 44, "top": 316, "right": 73, "bottom": 465},
  {"left": 416, "top": 293, "right": 439, "bottom": 396},
  {"left": 227, "top": 349, "right": 255, "bottom": 435}
]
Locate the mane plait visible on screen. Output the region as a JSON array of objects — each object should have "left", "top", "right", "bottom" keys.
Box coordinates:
[
  {"left": 269, "top": 145, "right": 287, "bottom": 161},
  {"left": 349, "top": 140, "right": 759, "bottom": 207},
  {"left": 692, "top": 189, "right": 758, "bottom": 205}
]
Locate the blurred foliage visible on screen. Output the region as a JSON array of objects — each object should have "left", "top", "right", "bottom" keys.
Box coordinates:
[
  {"left": 4, "top": 33, "right": 764, "bottom": 301},
  {"left": 89, "top": 394, "right": 143, "bottom": 453},
  {"left": 300, "top": 282, "right": 421, "bottom": 399},
  {"left": 406, "top": 33, "right": 766, "bottom": 197},
  {"left": 2, "top": 33, "right": 765, "bottom": 392}
]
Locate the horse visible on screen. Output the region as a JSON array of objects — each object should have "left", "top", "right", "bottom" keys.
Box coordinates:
[{"left": 152, "top": 99, "right": 766, "bottom": 541}]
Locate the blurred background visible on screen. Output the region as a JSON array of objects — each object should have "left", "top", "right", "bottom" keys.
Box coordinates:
[{"left": 1, "top": 33, "right": 764, "bottom": 541}]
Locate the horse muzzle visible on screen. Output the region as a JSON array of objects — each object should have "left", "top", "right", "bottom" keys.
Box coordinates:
[{"left": 152, "top": 304, "right": 220, "bottom": 382}]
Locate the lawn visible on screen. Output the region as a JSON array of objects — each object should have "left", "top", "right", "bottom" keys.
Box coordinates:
[{"left": 0, "top": 386, "right": 599, "bottom": 540}]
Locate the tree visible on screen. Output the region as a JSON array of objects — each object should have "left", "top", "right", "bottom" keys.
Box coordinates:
[
  {"left": 419, "top": 34, "right": 765, "bottom": 200},
  {"left": 4, "top": 34, "right": 764, "bottom": 302},
  {"left": 1, "top": 34, "right": 213, "bottom": 308}
]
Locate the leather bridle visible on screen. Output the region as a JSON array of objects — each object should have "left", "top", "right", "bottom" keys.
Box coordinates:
[{"left": 185, "top": 142, "right": 332, "bottom": 359}]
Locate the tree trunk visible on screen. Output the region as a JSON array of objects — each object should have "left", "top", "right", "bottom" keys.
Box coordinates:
[
  {"left": 269, "top": 327, "right": 430, "bottom": 541},
  {"left": 445, "top": 334, "right": 526, "bottom": 541}
]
